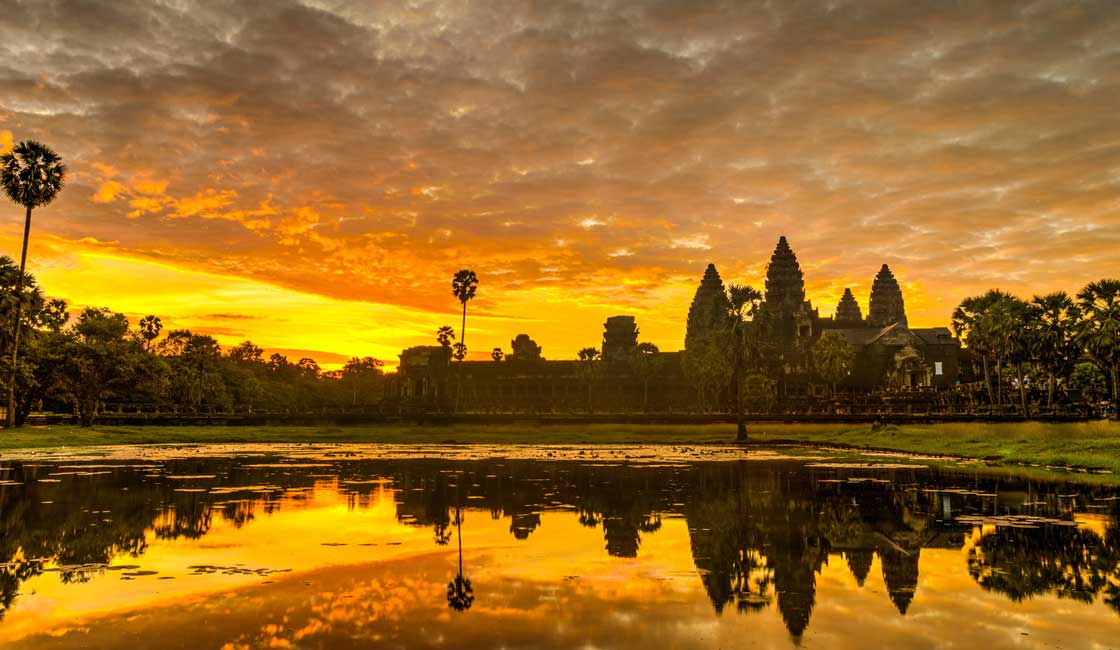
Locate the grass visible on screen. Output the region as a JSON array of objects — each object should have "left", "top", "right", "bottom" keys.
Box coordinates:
[{"left": 1, "top": 420, "right": 1118, "bottom": 475}]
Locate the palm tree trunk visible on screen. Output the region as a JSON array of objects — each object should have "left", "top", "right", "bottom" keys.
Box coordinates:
[
  {"left": 995, "top": 358, "right": 1004, "bottom": 409},
  {"left": 456, "top": 504, "right": 463, "bottom": 576},
  {"left": 981, "top": 357, "right": 994, "bottom": 407},
  {"left": 1016, "top": 363, "right": 1030, "bottom": 419},
  {"left": 6, "top": 205, "right": 32, "bottom": 429},
  {"left": 455, "top": 302, "right": 466, "bottom": 413},
  {"left": 1047, "top": 372, "right": 1055, "bottom": 410},
  {"left": 1111, "top": 366, "right": 1119, "bottom": 421}
]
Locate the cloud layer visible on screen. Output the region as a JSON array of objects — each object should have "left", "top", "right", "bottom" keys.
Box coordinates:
[{"left": 1, "top": 0, "right": 1118, "bottom": 359}]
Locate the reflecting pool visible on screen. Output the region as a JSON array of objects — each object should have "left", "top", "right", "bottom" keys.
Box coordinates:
[{"left": 1, "top": 444, "right": 1118, "bottom": 649}]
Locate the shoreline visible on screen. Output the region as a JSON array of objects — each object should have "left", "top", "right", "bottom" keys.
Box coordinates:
[{"left": 1, "top": 420, "right": 1118, "bottom": 477}]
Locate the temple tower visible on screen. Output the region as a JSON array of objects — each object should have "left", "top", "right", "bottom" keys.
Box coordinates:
[
  {"left": 867, "top": 264, "right": 908, "bottom": 327},
  {"left": 835, "top": 288, "right": 863, "bottom": 323},
  {"left": 764, "top": 236, "right": 805, "bottom": 315},
  {"left": 602, "top": 315, "right": 639, "bottom": 364},
  {"left": 685, "top": 264, "right": 729, "bottom": 350}
]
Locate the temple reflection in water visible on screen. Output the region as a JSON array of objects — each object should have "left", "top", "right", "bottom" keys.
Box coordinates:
[{"left": 1, "top": 454, "right": 1119, "bottom": 645}]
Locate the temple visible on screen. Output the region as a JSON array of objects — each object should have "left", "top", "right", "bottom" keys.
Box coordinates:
[{"left": 389, "top": 235, "right": 961, "bottom": 413}]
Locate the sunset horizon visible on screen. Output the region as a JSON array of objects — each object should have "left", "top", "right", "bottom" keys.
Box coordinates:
[
  {"left": 2, "top": 3, "right": 1120, "bottom": 649},
  {"left": 4, "top": 0, "right": 1117, "bottom": 367}
]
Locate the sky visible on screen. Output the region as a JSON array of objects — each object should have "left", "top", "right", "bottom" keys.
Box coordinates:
[{"left": 1, "top": 0, "right": 1118, "bottom": 367}]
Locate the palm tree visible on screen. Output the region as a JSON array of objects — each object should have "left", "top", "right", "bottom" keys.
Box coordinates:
[
  {"left": 576, "top": 347, "right": 602, "bottom": 413},
  {"left": 952, "top": 291, "right": 1007, "bottom": 409},
  {"left": 724, "top": 284, "right": 763, "bottom": 442},
  {"left": 436, "top": 325, "right": 455, "bottom": 348},
  {"left": 451, "top": 270, "right": 478, "bottom": 412},
  {"left": 1, "top": 140, "right": 66, "bottom": 428},
  {"left": 1076, "top": 279, "right": 1120, "bottom": 419},
  {"left": 1027, "top": 292, "right": 1081, "bottom": 409},
  {"left": 138, "top": 315, "right": 163, "bottom": 351},
  {"left": 812, "top": 332, "right": 855, "bottom": 400},
  {"left": 629, "top": 342, "right": 663, "bottom": 413},
  {"left": 988, "top": 293, "right": 1032, "bottom": 417}
]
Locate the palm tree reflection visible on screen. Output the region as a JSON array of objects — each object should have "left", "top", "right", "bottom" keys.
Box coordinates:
[{"left": 446, "top": 478, "right": 474, "bottom": 611}]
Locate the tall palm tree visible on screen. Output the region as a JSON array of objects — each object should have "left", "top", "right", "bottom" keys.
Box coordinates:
[
  {"left": 576, "top": 347, "right": 602, "bottom": 413},
  {"left": 1076, "top": 279, "right": 1120, "bottom": 419},
  {"left": 952, "top": 291, "right": 1008, "bottom": 408},
  {"left": 629, "top": 341, "right": 662, "bottom": 413},
  {"left": 723, "top": 284, "right": 763, "bottom": 442},
  {"left": 980, "top": 292, "right": 1032, "bottom": 417},
  {"left": 1, "top": 140, "right": 65, "bottom": 428},
  {"left": 1027, "top": 292, "right": 1081, "bottom": 409},
  {"left": 451, "top": 269, "right": 478, "bottom": 412}
]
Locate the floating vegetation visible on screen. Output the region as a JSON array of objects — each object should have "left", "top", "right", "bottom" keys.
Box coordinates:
[
  {"left": 806, "top": 462, "right": 925, "bottom": 469},
  {"left": 242, "top": 463, "right": 332, "bottom": 469},
  {"left": 210, "top": 485, "right": 281, "bottom": 494},
  {"left": 186, "top": 565, "right": 292, "bottom": 576},
  {"left": 44, "top": 563, "right": 109, "bottom": 572},
  {"left": 955, "top": 514, "right": 1080, "bottom": 528}
]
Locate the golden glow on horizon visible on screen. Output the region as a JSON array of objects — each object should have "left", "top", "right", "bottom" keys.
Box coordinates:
[
  {"left": 3, "top": 229, "right": 948, "bottom": 367},
  {"left": 3, "top": 0, "right": 1118, "bottom": 363}
]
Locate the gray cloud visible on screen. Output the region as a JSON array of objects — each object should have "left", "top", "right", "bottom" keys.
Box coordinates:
[{"left": 0, "top": 0, "right": 1117, "bottom": 324}]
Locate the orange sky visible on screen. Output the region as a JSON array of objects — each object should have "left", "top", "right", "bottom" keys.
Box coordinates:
[{"left": 2, "top": 1, "right": 1119, "bottom": 367}]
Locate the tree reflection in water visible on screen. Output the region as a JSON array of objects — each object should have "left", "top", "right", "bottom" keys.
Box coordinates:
[
  {"left": 1, "top": 455, "right": 1120, "bottom": 640},
  {"left": 447, "top": 472, "right": 474, "bottom": 612}
]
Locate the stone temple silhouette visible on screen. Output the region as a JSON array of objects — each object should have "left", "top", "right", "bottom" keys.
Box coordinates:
[{"left": 389, "top": 235, "right": 960, "bottom": 410}]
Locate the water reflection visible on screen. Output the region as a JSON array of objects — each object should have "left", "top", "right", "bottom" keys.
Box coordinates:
[{"left": 1, "top": 452, "right": 1119, "bottom": 648}]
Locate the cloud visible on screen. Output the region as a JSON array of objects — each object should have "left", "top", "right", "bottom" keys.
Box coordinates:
[{"left": 0, "top": 0, "right": 1117, "bottom": 357}]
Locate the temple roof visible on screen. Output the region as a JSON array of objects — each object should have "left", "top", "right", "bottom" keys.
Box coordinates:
[
  {"left": 835, "top": 287, "right": 863, "bottom": 322},
  {"left": 868, "top": 264, "right": 908, "bottom": 327},
  {"left": 764, "top": 236, "right": 806, "bottom": 311},
  {"left": 685, "top": 263, "right": 729, "bottom": 349}
]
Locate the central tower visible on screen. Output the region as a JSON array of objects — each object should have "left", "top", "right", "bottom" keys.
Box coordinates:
[{"left": 764, "top": 236, "right": 806, "bottom": 315}]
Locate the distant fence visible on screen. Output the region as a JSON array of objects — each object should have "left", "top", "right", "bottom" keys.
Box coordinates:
[{"left": 24, "top": 408, "right": 1101, "bottom": 427}]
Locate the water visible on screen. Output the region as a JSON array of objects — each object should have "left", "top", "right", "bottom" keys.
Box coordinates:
[{"left": 1, "top": 444, "right": 1118, "bottom": 649}]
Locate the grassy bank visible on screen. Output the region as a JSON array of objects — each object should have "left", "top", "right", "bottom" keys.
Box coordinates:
[{"left": 0, "top": 421, "right": 1118, "bottom": 474}]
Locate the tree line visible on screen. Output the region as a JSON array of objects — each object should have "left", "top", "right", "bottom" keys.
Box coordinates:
[
  {"left": 952, "top": 283, "right": 1120, "bottom": 418},
  {"left": 0, "top": 257, "right": 385, "bottom": 426}
]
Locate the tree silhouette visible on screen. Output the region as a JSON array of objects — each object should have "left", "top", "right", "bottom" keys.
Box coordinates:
[
  {"left": 629, "top": 342, "right": 662, "bottom": 412},
  {"left": 576, "top": 347, "right": 602, "bottom": 413},
  {"left": 451, "top": 270, "right": 478, "bottom": 412},
  {"left": 436, "top": 325, "right": 455, "bottom": 348},
  {"left": 1023, "top": 292, "right": 1081, "bottom": 409},
  {"left": 953, "top": 293, "right": 1002, "bottom": 407},
  {"left": 446, "top": 476, "right": 474, "bottom": 612},
  {"left": 988, "top": 294, "right": 1033, "bottom": 417},
  {"left": 491, "top": 347, "right": 504, "bottom": 361},
  {"left": 813, "top": 332, "right": 855, "bottom": 399},
  {"left": 1077, "top": 279, "right": 1120, "bottom": 418},
  {"left": 724, "top": 284, "right": 764, "bottom": 442},
  {"left": 1, "top": 140, "right": 65, "bottom": 428},
  {"left": 138, "top": 315, "right": 163, "bottom": 351}
]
